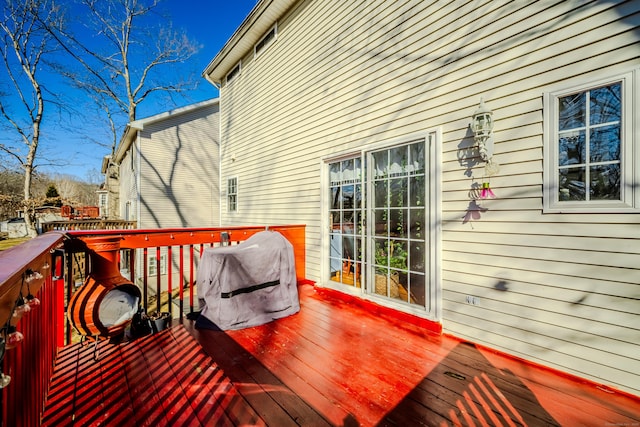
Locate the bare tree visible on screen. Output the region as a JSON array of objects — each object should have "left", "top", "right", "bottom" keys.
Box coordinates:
[
  {"left": 49, "top": 0, "right": 201, "bottom": 154},
  {"left": 0, "top": 0, "right": 63, "bottom": 236},
  {"left": 0, "top": 0, "right": 200, "bottom": 234},
  {"left": 50, "top": 172, "right": 99, "bottom": 206}
]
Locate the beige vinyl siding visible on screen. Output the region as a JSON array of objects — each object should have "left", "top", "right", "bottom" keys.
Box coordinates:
[
  {"left": 138, "top": 104, "right": 220, "bottom": 229},
  {"left": 217, "top": 0, "right": 640, "bottom": 394},
  {"left": 118, "top": 147, "right": 138, "bottom": 222}
]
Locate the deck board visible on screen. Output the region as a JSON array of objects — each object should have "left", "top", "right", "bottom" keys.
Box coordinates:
[{"left": 43, "top": 284, "right": 640, "bottom": 426}]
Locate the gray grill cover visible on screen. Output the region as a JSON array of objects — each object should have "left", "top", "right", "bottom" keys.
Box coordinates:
[{"left": 196, "top": 231, "right": 300, "bottom": 330}]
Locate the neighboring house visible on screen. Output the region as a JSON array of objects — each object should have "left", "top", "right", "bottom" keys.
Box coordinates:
[
  {"left": 203, "top": 1, "right": 640, "bottom": 396},
  {"left": 113, "top": 99, "right": 221, "bottom": 292},
  {"left": 2, "top": 218, "right": 26, "bottom": 238},
  {"left": 114, "top": 98, "right": 220, "bottom": 228},
  {"left": 98, "top": 155, "right": 120, "bottom": 219}
]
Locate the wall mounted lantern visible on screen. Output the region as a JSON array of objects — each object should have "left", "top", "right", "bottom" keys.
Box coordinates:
[{"left": 471, "top": 98, "right": 494, "bottom": 162}]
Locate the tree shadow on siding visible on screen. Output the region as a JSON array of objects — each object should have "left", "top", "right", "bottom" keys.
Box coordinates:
[
  {"left": 139, "top": 120, "right": 218, "bottom": 229},
  {"left": 138, "top": 125, "right": 186, "bottom": 228}
]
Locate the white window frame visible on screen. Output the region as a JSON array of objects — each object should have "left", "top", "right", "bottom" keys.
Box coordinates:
[
  {"left": 254, "top": 23, "right": 277, "bottom": 57},
  {"left": 543, "top": 69, "right": 639, "bottom": 213},
  {"left": 98, "top": 192, "right": 108, "bottom": 217},
  {"left": 148, "top": 254, "right": 167, "bottom": 277},
  {"left": 227, "top": 177, "right": 238, "bottom": 213},
  {"left": 225, "top": 61, "right": 241, "bottom": 85}
]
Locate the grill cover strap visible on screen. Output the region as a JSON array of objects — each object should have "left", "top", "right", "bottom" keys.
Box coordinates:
[{"left": 221, "top": 280, "right": 280, "bottom": 298}]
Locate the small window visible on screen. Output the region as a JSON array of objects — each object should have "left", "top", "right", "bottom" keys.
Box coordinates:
[
  {"left": 544, "top": 70, "right": 638, "bottom": 212},
  {"left": 98, "top": 193, "right": 108, "bottom": 217},
  {"left": 226, "top": 62, "right": 241, "bottom": 84},
  {"left": 227, "top": 177, "right": 238, "bottom": 212},
  {"left": 148, "top": 254, "right": 167, "bottom": 276},
  {"left": 255, "top": 24, "right": 277, "bottom": 56}
]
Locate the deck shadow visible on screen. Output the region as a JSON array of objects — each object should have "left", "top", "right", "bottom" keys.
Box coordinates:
[
  {"left": 379, "top": 341, "right": 559, "bottom": 426},
  {"left": 191, "top": 316, "right": 336, "bottom": 426}
]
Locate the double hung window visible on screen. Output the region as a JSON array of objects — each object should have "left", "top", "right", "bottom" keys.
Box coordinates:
[
  {"left": 227, "top": 177, "right": 238, "bottom": 212},
  {"left": 148, "top": 254, "right": 167, "bottom": 276}
]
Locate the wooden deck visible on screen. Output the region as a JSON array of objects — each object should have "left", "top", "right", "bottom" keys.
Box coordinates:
[{"left": 42, "top": 284, "right": 640, "bottom": 426}]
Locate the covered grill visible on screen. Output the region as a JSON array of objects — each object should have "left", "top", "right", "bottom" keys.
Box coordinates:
[{"left": 196, "top": 230, "right": 299, "bottom": 330}]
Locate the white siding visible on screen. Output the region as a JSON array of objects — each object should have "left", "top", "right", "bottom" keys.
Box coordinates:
[
  {"left": 118, "top": 145, "right": 138, "bottom": 222},
  {"left": 138, "top": 103, "right": 220, "bottom": 228},
  {"left": 216, "top": 0, "right": 640, "bottom": 395}
]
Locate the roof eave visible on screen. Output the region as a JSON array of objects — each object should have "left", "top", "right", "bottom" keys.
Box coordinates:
[
  {"left": 113, "top": 98, "right": 219, "bottom": 165},
  {"left": 203, "top": 0, "right": 298, "bottom": 85}
]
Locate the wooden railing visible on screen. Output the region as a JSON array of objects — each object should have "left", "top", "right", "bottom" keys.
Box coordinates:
[
  {"left": 41, "top": 219, "right": 137, "bottom": 233},
  {"left": 0, "top": 232, "right": 66, "bottom": 427},
  {"left": 0, "top": 224, "right": 306, "bottom": 427}
]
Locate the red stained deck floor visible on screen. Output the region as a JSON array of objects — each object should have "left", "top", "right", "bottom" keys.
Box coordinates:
[{"left": 42, "top": 284, "right": 640, "bottom": 426}]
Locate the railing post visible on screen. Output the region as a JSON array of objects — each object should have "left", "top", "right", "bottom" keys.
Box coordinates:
[
  {"left": 179, "top": 246, "right": 184, "bottom": 320},
  {"left": 167, "top": 246, "right": 173, "bottom": 317},
  {"left": 53, "top": 251, "right": 66, "bottom": 349},
  {"left": 189, "top": 245, "right": 194, "bottom": 314},
  {"left": 156, "top": 246, "right": 161, "bottom": 314},
  {"left": 64, "top": 245, "right": 74, "bottom": 345},
  {"left": 143, "top": 247, "right": 148, "bottom": 312}
]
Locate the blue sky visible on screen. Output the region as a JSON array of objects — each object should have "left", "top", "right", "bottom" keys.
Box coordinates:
[{"left": 3, "top": 0, "right": 257, "bottom": 181}]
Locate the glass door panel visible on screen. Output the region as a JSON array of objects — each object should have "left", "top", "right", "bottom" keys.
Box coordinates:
[
  {"left": 329, "top": 157, "right": 363, "bottom": 288},
  {"left": 369, "top": 140, "right": 427, "bottom": 308}
]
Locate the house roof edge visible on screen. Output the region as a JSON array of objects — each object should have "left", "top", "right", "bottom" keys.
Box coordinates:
[
  {"left": 203, "top": 0, "right": 298, "bottom": 85},
  {"left": 113, "top": 98, "right": 219, "bottom": 164}
]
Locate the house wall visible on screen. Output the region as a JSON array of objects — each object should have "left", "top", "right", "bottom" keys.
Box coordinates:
[
  {"left": 138, "top": 103, "right": 220, "bottom": 229},
  {"left": 104, "top": 163, "right": 120, "bottom": 219},
  {"left": 119, "top": 142, "right": 138, "bottom": 222},
  {"left": 216, "top": 0, "right": 640, "bottom": 395}
]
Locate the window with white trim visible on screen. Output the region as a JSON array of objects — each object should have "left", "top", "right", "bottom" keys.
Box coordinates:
[
  {"left": 227, "top": 177, "right": 237, "bottom": 212},
  {"left": 148, "top": 254, "right": 167, "bottom": 276},
  {"left": 255, "top": 24, "right": 277, "bottom": 57},
  {"left": 225, "top": 62, "right": 241, "bottom": 84},
  {"left": 98, "top": 192, "right": 107, "bottom": 217},
  {"left": 544, "top": 70, "right": 639, "bottom": 212}
]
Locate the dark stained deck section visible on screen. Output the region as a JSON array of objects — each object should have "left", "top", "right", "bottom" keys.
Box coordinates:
[{"left": 42, "top": 284, "right": 640, "bottom": 426}]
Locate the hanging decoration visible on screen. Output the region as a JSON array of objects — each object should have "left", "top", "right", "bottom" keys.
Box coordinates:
[
  {"left": 12, "top": 294, "right": 30, "bottom": 319},
  {"left": 0, "top": 264, "right": 48, "bottom": 389},
  {"left": 480, "top": 182, "right": 496, "bottom": 199},
  {"left": 480, "top": 159, "right": 500, "bottom": 199},
  {"left": 5, "top": 326, "right": 24, "bottom": 349},
  {"left": 24, "top": 269, "right": 42, "bottom": 307}
]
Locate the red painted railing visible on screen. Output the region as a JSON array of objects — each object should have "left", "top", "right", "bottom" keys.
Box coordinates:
[
  {"left": 0, "top": 232, "right": 66, "bottom": 427},
  {"left": 0, "top": 225, "right": 306, "bottom": 427}
]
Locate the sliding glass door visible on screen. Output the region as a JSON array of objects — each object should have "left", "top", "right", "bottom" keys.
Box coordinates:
[{"left": 327, "top": 134, "right": 434, "bottom": 312}]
